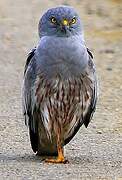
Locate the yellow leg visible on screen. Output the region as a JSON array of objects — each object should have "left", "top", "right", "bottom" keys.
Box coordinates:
[
  {"left": 45, "top": 146, "right": 67, "bottom": 163},
  {"left": 45, "top": 129, "right": 68, "bottom": 163}
]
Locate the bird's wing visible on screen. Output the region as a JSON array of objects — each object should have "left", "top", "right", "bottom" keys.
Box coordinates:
[
  {"left": 22, "top": 47, "right": 38, "bottom": 152},
  {"left": 24, "top": 47, "right": 36, "bottom": 75},
  {"left": 64, "top": 48, "right": 97, "bottom": 145},
  {"left": 22, "top": 47, "right": 36, "bottom": 124},
  {"left": 83, "top": 48, "right": 97, "bottom": 127}
]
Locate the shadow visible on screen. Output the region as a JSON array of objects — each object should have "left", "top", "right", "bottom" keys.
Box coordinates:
[
  {"left": 0, "top": 153, "right": 121, "bottom": 167},
  {"left": 0, "top": 153, "right": 46, "bottom": 163},
  {"left": 0, "top": 152, "right": 94, "bottom": 165}
]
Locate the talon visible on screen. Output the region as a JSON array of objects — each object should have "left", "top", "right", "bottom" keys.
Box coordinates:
[
  {"left": 45, "top": 144, "right": 68, "bottom": 163},
  {"left": 45, "top": 158, "right": 68, "bottom": 164}
]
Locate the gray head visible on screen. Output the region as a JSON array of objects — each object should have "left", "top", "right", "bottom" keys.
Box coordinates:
[{"left": 38, "top": 6, "right": 83, "bottom": 38}]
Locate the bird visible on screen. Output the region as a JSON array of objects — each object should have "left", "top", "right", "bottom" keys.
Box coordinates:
[{"left": 22, "top": 6, "right": 97, "bottom": 163}]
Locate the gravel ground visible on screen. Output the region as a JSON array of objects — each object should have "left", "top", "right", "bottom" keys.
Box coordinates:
[{"left": 0, "top": 0, "right": 122, "bottom": 179}]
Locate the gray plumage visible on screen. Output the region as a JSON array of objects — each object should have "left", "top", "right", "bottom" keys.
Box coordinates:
[{"left": 22, "top": 6, "right": 97, "bottom": 158}]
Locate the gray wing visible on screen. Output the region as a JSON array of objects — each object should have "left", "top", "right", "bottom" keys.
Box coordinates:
[
  {"left": 64, "top": 48, "right": 97, "bottom": 145},
  {"left": 22, "top": 47, "right": 38, "bottom": 152},
  {"left": 22, "top": 47, "right": 36, "bottom": 125},
  {"left": 83, "top": 48, "right": 97, "bottom": 127},
  {"left": 24, "top": 47, "right": 36, "bottom": 75}
]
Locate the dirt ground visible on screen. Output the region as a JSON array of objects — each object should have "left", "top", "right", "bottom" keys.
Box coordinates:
[{"left": 0, "top": 0, "right": 122, "bottom": 179}]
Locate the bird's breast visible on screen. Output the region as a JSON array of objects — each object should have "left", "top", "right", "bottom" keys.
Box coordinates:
[{"left": 36, "top": 36, "right": 88, "bottom": 79}]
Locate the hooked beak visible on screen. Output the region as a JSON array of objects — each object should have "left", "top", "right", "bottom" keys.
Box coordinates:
[{"left": 61, "top": 19, "right": 69, "bottom": 33}]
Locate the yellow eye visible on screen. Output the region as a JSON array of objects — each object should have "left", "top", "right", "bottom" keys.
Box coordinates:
[
  {"left": 50, "top": 17, "right": 57, "bottom": 24},
  {"left": 71, "top": 17, "right": 76, "bottom": 24}
]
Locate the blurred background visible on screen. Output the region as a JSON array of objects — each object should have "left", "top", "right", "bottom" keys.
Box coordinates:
[{"left": 0, "top": 0, "right": 122, "bottom": 179}]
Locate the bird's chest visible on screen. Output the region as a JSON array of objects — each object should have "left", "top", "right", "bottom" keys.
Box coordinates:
[{"left": 36, "top": 36, "right": 88, "bottom": 79}]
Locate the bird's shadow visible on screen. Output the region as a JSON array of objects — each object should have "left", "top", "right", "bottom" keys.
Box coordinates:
[
  {"left": 0, "top": 152, "right": 95, "bottom": 165},
  {"left": 0, "top": 153, "right": 45, "bottom": 163}
]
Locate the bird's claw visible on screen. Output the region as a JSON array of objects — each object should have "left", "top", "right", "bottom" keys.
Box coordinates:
[{"left": 45, "top": 158, "right": 69, "bottom": 164}]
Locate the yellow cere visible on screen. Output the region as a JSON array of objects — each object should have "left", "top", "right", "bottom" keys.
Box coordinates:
[{"left": 62, "top": 19, "right": 69, "bottom": 26}]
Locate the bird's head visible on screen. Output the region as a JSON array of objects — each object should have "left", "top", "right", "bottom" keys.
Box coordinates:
[{"left": 38, "top": 6, "right": 83, "bottom": 38}]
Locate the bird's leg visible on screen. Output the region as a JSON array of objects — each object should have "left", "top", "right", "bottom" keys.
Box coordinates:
[
  {"left": 45, "top": 145, "right": 65, "bottom": 163},
  {"left": 45, "top": 128, "right": 68, "bottom": 163}
]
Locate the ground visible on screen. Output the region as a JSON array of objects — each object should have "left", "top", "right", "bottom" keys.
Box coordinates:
[{"left": 0, "top": 0, "right": 122, "bottom": 179}]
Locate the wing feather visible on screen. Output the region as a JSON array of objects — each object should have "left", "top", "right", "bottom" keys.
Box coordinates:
[{"left": 22, "top": 47, "right": 38, "bottom": 153}]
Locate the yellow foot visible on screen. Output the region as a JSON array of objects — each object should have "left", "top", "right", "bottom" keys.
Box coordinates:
[{"left": 45, "top": 158, "right": 69, "bottom": 164}]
